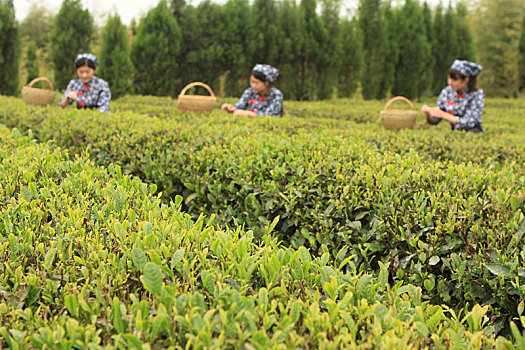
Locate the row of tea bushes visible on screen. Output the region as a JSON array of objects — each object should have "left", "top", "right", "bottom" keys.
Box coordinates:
[
  {"left": 0, "top": 127, "right": 514, "bottom": 348},
  {"left": 0, "top": 97, "right": 524, "bottom": 332}
]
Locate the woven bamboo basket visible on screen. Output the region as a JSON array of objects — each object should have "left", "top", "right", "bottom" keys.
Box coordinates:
[
  {"left": 21, "top": 77, "right": 56, "bottom": 106},
  {"left": 380, "top": 96, "right": 418, "bottom": 130},
  {"left": 178, "top": 82, "right": 216, "bottom": 113}
]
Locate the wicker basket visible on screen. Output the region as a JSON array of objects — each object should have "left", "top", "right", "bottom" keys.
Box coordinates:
[
  {"left": 21, "top": 77, "right": 56, "bottom": 106},
  {"left": 178, "top": 82, "right": 216, "bottom": 113},
  {"left": 380, "top": 96, "right": 418, "bottom": 130}
]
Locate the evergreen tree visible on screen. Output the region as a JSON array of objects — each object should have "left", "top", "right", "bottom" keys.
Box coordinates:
[
  {"left": 298, "top": 0, "right": 328, "bottom": 100},
  {"left": 221, "top": 0, "right": 254, "bottom": 97},
  {"left": 377, "top": 2, "right": 398, "bottom": 99},
  {"left": 472, "top": 0, "right": 524, "bottom": 97},
  {"left": 25, "top": 40, "right": 39, "bottom": 84},
  {"left": 432, "top": 3, "right": 459, "bottom": 95},
  {"left": 249, "top": 0, "right": 282, "bottom": 66},
  {"left": 50, "top": 0, "right": 94, "bottom": 90},
  {"left": 0, "top": 0, "right": 20, "bottom": 95},
  {"left": 358, "top": 0, "right": 386, "bottom": 100},
  {"left": 455, "top": 2, "right": 475, "bottom": 61},
  {"left": 318, "top": 0, "right": 343, "bottom": 99},
  {"left": 98, "top": 14, "right": 132, "bottom": 99},
  {"left": 130, "top": 0, "right": 182, "bottom": 96},
  {"left": 277, "top": 0, "right": 304, "bottom": 100},
  {"left": 19, "top": 3, "right": 54, "bottom": 50},
  {"left": 419, "top": 1, "right": 434, "bottom": 98},
  {"left": 519, "top": 14, "right": 525, "bottom": 93},
  {"left": 337, "top": 18, "right": 363, "bottom": 98},
  {"left": 392, "top": 0, "right": 431, "bottom": 100}
]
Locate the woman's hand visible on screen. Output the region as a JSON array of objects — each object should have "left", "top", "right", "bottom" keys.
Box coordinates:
[
  {"left": 221, "top": 103, "right": 235, "bottom": 113},
  {"left": 66, "top": 91, "right": 77, "bottom": 101}
]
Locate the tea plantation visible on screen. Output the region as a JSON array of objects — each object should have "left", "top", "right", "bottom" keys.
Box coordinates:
[{"left": 0, "top": 95, "right": 524, "bottom": 348}]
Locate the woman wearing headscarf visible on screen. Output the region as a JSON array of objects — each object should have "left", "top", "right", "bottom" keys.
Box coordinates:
[
  {"left": 59, "top": 53, "right": 111, "bottom": 112},
  {"left": 422, "top": 59, "right": 484, "bottom": 133},
  {"left": 221, "top": 64, "right": 283, "bottom": 117}
]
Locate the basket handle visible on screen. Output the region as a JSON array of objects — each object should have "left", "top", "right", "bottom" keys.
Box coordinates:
[
  {"left": 179, "top": 82, "right": 215, "bottom": 97},
  {"left": 383, "top": 96, "right": 415, "bottom": 111},
  {"left": 27, "top": 77, "right": 54, "bottom": 90}
]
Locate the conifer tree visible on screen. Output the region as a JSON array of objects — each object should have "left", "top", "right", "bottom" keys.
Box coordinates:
[
  {"left": 98, "top": 14, "right": 132, "bottom": 99},
  {"left": 337, "top": 18, "right": 363, "bottom": 98},
  {"left": 318, "top": 0, "right": 343, "bottom": 99},
  {"left": 249, "top": 0, "right": 282, "bottom": 67},
  {"left": 298, "top": 0, "right": 328, "bottom": 100},
  {"left": 130, "top": 0, "right": 182, "bottom": 96},
  {"left": 222, "top": 0, "right": 255, "bottom": 97},
  {"left": 0, "top": 0, "right": 20, "bottom": 95},
  {"left": 455, "top": 2, "right": 475, "bottom": 61},
  {"left": 419, "top": 1, "right": 434, "bottom": 98},
  {"left": 519, "top": 14, "right": 525, "bottom": 93},
  {"left": 50, "top": 0, "right": 94, "bottom": 90},
  {"left": 277, "top": 0, "right": 304, "bottom": 100},
  {"left": 358, "top": 0, "right": 385, "bottom": 100},
  {"left": 472, "top": 0, "right": 523, "bottom": 97},
  {"left": 432, "top": 4, "right": 458, "bottom": 95},
  {"left": 19, "top": 3, "right": 53, "bottom": 50},
  {"left": 25, "top": 40, "right": 39, "bottom": 84},
  {"left": 377, "top": 2, "right": 398, "bottom": 99},
  {"left": 392, "top": 0, "right": 431, "bottom": 100}
]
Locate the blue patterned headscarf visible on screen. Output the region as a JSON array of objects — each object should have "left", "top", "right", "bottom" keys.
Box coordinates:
[
  {"left": 450, "top": 60, "right": 482, "bottom": 77},
  {"left": 74, "top": 53, "right": 99, "bottom": 69},
  {"left": 252, "top": 64, "right": 279, "bottom": 83}
]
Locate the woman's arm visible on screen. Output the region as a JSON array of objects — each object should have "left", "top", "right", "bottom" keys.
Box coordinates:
[
  {"left": 59, "top": 81, "right": 77, "bottom": 108},
  {"left": 97, "top": 81, "right": 111, "bottom": 112},
  {"left": 421, "top": 105, "right": 457, "bottom": 126}
]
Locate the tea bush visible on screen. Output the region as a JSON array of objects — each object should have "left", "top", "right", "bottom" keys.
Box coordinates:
[
  {"left": 0, "top": 96, "right": 524, "bottom": 334},
  {"left": 1, "top": 126, "right": 517, "bottom": 348}
]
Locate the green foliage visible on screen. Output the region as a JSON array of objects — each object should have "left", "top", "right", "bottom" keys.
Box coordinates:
[
  {"left": 50, "top": 0, "right": 94, "bottom": 90},
  {"left": 0, "top": 1, "right": 20, "bottom": 96},
  {"left": 377, "top": 2, "right": 397, "bottom": 100},
  {"left": 455, "top": 2, "right": 476, "bottom": 62},
  {"left": 519, "top": 14, "right": 525, "bottom": 93},
  {"left": 0, "top": 126, "right": 515, "bottom": 346},
  {"left": 98, "top": 14, "right": 132, "bottom": 99},
  {"left": 337, "top": 18, "right": 362, "bottom": 98},
  {"left": 419, "top": 1, "right": 434, "bottom": 98},
  {"left": 472, "top": 0, "right": 524, "bottom": 97},
  {"left": 19, "top": 3, "right": 54, "bottom": 50},
  {"left": 392, "top": 0, "right": 431, "bottom": 100},
  {"left": 24, "top": 40, "right": 39, "bottom": 84},
  {"left": 130, "top": 0, "right": 182, "bottom": 96},
  {"left": 432, "top": 4, "right": 459, "bottom": 96},
  {"left": 358, "top": 0, "right": 386, "bottom": 100}
]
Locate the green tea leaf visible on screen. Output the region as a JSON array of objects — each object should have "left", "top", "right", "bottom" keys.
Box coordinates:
[
  {"left": 140, "top": 263, "right": 163, "bottom": 296},
  {"left": 131, "top": 248, "right": 148, "bottom": 270}
]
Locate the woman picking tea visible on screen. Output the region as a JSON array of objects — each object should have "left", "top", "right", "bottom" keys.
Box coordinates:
[
  {"left": 221, "top": 64, "right": 283, "bottom": 117},
  {"left": 422, "top": 59, "right": 484, "bottom": 133},
  {"left": 60, "top": 53, "right": 111, "bottom": 112}
]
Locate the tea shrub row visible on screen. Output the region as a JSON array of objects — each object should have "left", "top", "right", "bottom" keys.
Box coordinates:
[
  {"left": 0, "top": 96, "right": 524, "bottom": 333},
  {"left": 1, "top": 126, "right": 516, "bottom": 348}
]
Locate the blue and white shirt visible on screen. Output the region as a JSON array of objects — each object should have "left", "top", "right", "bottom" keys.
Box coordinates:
[
  {"left": 59, "top": 76, "right": 111, "bottom": 112},
  {"left": 234, "top": 87, "right": 283, "bottom": 117},
  {"left": 430, "top": 86, "right": 484, "bottom": 130}
]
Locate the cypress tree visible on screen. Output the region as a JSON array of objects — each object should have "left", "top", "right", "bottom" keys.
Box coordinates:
[
  {"left": 248, "top": 0, "right": 282, "bottom": 66},
  {"left": 50, "top": 0, "right": 94, "bottom": 90},
  {"left": 319, "top": 0, "right": 343, "bottom": 99},
  {"left": 377, "top": 2, "right": 398, "bottom": 99},
  {"left": 455, "top": 2, "right": 475, "bottom": 61},
  {"left": 392, "top": 0, "right": 431, "bottom": 100},
  {"left": 277, "top": 0, "right": 304, "bottom": 100},
  {"left": 432, "top": 3, "right": 459, "bottom": 95},
  {"left": 25, "top": 40, "right": 39, "bottom": 84},
  {"left": 358, "top": 0, "right": 385, "bottom": 100},
  {"left": 473, "top": 0, "right": 523, "bottom": 97},
  {"left": 222, "top": 0, "right": 254, "bottom": 97},
  {"left": 19, "top": 3, "right": 53, "bottom": 50},
  {"left": 337, "top": 18, "right": 363, "bottom": 98},
  {"left": 130, "top": 0, "right": 182, "bottom": 96},
  {"left": 0, "top": 0, "right": 20, "bottom": 95},
  {"left": 98, "top": 14, "right": 132, "bottom": 99},
  {"left": 298, "top": 0, "right": 328, "bottom": 100},
  {"left": 419, "top": 1, "right": 434, "bottom": 98},
  {"left": 519, "top": 14, "right": 525, "bottom": 93}
]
